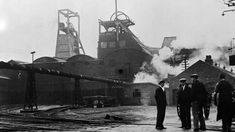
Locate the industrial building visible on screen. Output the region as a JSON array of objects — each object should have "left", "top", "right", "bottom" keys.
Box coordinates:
[
  {"left": 169, "top": 55, "right": 235, "bottom": 105},
  {"left": 1, "top": 8, "right": 224, "bottom": 107},
  {"left": 0, "top": 9, "right": 172, "bottom": 106}
]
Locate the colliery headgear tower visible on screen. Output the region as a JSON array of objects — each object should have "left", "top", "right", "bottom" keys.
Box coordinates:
[
  {"left": 98, "top": 11, "right": 136, "bottom": 59},
  {"left": 55, "top": 9, "right": 85, "bottom": 59}
]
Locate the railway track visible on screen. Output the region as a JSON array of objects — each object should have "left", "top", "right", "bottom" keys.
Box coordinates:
[
  {"left": 0, "top": 105, "right": 93, "bottom": 131},
  {"left": 33, "top": 105, "right": 72, "bottom": 117},
  {"left": 0, "top": 105, "right": 133, "bottom": 131}
]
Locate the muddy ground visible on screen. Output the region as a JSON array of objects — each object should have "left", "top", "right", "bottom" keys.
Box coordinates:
[{"left": 0, "top": 105, "right": 234, "bottom": 131}]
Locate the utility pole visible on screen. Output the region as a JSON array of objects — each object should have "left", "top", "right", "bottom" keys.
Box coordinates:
[
  {"left": 181, "top": 55, "right": 189, "bottom": 71},
  {"left": 228, "top": 38, "right": 235, "bottom": 51},
  {"left": 115, "top": 0, "right": 118, "bottom": 20},
  {"left": 30, "top": 51, "right": 36, "bottom": 65},
  {"left": 21, "top": 51, "right": 38, "bottom": 112}
]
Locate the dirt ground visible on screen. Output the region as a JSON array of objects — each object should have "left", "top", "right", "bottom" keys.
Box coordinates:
[{"left": 0, "top": 105, "right": 234, "bottom": 131}]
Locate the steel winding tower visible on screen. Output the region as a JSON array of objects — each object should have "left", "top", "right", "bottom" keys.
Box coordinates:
[{"left": 55, "top": 9, "right": 85, "bottom": 59}]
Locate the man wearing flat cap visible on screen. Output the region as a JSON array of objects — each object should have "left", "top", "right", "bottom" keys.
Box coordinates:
[
  {"left": 191, "top": 74, "right": 207, "bottom": 131},
  {"left": 155, "top": 80, "right": 167, "bottom": 130},
  {"left": 177, "top": 78, "right": 191, "bottom": 129}
]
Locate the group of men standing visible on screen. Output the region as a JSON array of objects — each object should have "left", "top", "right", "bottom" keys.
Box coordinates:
[
  {"left": 155, "top": 73, "right": 235, "bottom": 132},
  {"left": 177, "top": 74, "right": 207, "bottom": 131}
]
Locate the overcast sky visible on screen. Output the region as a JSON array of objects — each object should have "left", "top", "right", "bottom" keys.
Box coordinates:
[{"left": 0, "top": 0, "right": 234, "bottom": 62}]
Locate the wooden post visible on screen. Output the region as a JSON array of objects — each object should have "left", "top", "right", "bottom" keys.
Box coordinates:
[
  {"left": 74, "top": 78, "right": 82, "bottom": 106},
  {"left": 23, "top": 70, "right": 37, "bottom": 111}
]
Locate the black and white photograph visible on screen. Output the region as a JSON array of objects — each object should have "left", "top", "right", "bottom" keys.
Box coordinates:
[{"left": 0, "top": 0, "right": 235, "bottom": 131}]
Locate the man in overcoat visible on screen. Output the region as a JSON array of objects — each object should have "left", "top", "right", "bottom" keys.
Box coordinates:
[
  {"left": 155, "top": 80, "right": 167, "bottom": 130},
  {"left": 214, "top": 74, "right": 234, "bottom": 132},
  {"left": 191, "top": 74, "right": 207, "bottom": 131},
  {"left": 177, "top": 78, "right": 192, "bottom": 129}
]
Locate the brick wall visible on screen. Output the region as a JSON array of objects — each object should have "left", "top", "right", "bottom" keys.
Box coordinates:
[{"left": 122, "top": 83, "right": 157, "bottom": 106}]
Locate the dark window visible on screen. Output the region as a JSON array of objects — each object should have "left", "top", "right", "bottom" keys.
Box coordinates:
[
  {"left": 133, "top": 89, "right": 141, "bottom": 97},
  {"left": 115, "top": 68, "right": 128, "bottom": 75},
  {"left": 229, "top": 55, "right": 235, "bottom": 65},
  {"left": 115, "top": 69, "right": 124, "bottom": 75}
]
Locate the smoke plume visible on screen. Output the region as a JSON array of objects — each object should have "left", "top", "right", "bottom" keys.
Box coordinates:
[
  {"left": 133, "top": 47, "right": 182, "bottom": 84},
  {"left": 151, "top": 47, "right": 182, "bottom": 79},
  {"left": 133, "top": 37, "right": 233, "bottom": 84},
  {"left": 171, "top": 36, "right": 232, "bottom": 67}
]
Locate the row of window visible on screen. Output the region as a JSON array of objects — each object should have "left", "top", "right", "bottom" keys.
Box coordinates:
[{"left": 100, "top": 40, "right": 126, "bottom": 48}]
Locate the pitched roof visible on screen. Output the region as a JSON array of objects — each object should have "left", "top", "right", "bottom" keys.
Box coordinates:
[
  {"left": 176, "top": 60, "right": 235, "bottom": 79},
  {"left": 212, "top": 62, "right": 235, "bottom": 78}
]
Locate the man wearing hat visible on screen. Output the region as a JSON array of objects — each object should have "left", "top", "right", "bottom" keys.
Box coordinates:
[
  {"left": 191, "top": 74, "right": 207, "bottom": 131},
  {"left": 155, "top": 80, "right": 167, "bottom": 130},
  {"left": 177, "top": 78, "right": 191, "bottom": 129},
  {"left": 214, "top": 74, "right": 234, "bottom": 132}
]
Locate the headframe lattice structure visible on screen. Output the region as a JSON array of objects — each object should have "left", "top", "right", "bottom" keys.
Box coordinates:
[{"left": 55, "top": 9, "right": 85, "bottom": 59}]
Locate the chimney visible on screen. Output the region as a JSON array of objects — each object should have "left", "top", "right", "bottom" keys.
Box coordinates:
[{"left": 205, "top": 55, "right": 213, "bottom": 65}]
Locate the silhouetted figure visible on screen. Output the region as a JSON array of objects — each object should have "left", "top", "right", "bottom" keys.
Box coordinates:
[
  {"left": 155, "top": 80, "right": 167, "bottom": 130},
  {"left": 191, "top": 74, "right": 207, "bottom": 131},
  {"left": 177, "top": 78, "right": 191, "bottom": 130},
  {"left": 204, "top": 92, "right": 211, "bottom": 120},
  {"left": 214, "top": 74, "right": 234, "bottom": 132}
]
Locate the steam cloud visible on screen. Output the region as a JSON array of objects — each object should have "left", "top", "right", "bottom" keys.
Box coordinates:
[
  {"left": 172, "top": 36, "right": 232, "bottom": 67},
  {"left": 133, "top": 37, "right": 233, "bottom": 84},
  {"left": 133, "top": 47, "right": 182, "bottom": 84}
]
